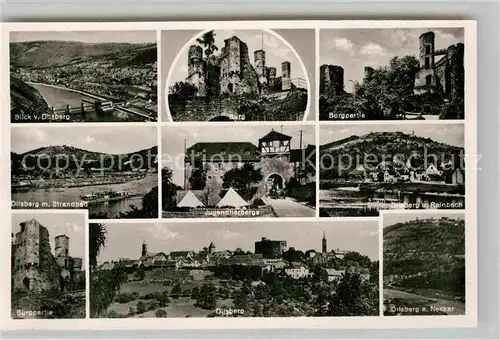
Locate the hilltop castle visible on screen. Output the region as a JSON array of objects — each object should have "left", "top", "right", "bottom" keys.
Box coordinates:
[
  {"left": 11, "top": 219, "right": 84, "bottom": 293},
  {"left": 186, "top": 35, "right": 295, "bottom": 97}
]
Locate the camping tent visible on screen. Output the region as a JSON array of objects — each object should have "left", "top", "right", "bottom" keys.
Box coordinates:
[
  {"left": 177, "top": 191, "right": 204, "bottom": 208},
  {"left": 216, "top": 187, "right": 249, "bottom": 208}
]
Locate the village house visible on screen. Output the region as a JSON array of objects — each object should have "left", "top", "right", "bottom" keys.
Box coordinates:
[
  {"left": 321, "top": 268, "right": 345, "bottom": 282},
  {"left": 284, "top": 262, "right": 311, "bottom": 279}
]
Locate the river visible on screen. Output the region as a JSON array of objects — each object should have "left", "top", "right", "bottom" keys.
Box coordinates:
[
  {"left": 320, "top": 188, "right": 465, "bottom": 216},
  {"left": 31, "top": 83, "right": 142, "bottom": 122},
  {"left": 12, "top": 173, "right": 158, "bottom": 218}
]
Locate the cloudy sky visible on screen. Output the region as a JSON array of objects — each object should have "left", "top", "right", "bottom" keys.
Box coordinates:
[
  {"left": 320, "top": 28, "right": 464, "bottom": 92},
  {"left": 162, "top": 124, "right": 316, "bottom": 186},
  {"left": 12, "top": 212, "right": 86, "bottom": 265},
  {"left": 383, "top": 211, "right": 464, "bottom": 228},
  {"left": 168, "top": 29, "right": 306, "bottom": 85},
  {"left": 11, "top": 126, "right": 157, "bottom": 154},
  {"left": 97, "top": 220, "right": 379, "bottom": 263},
  {"left": 10, "top": 31, "right": 156, "bottom": 44},
  {"left": 320, "top": 123, "right": 464, "bottom": 148}
]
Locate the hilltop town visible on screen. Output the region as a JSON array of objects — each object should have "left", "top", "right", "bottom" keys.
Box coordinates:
[
  {"left": 383, "top": 216, "right": 465, "bottom": 316},
  {"left": 10, "top": 40, "right": 158, "bottom": 121},
  {"left": 91, "top": 230, "right": 378, "bottom": 318}
]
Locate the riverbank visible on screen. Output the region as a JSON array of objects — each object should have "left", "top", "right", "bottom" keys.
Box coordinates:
[
  {"left": 12, "top": 174, "right": 148, "bottom": 190},
  {"left": 320, "top": 180, "right": 465, "bottom": 196}
]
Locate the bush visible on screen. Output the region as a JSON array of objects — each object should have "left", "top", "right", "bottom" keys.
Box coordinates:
[
  {"left": 148, "top": 300, "right": 159, "bottom": 311},
  {"left": 114, "top": 292, "right": 139, "bottom": 304},
  {"left": 155, "top": 309, "right": 168, "bottom": 318},
  {"left": 136, "top": 301, "right": 147, "bottom": 314}
]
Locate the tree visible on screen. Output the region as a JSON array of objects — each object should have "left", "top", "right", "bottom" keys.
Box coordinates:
[
  {"left": 222, "top": 163, "right": 262, "bottom": 199},
  {"left": 169, "top": 81, "right": 198, "bottom": 101},
  {"left": 171, "top": 283, "right": 182, "bottom": 298},
  {"left": 155, "top": 309, "right": 168, "bottom": 318},
  {"left": 136, "top": 301, "right": 146, "bottom": 314},
  {"left": 89, "top": 223, "right": 107, "bottom": 270},
  {"left": 196, "top": 284, "right": 217, "bottom": 309},
  {"left": 90, "top": 268, "right": 128, "bottom": 318},
  {"left": 162, "top": 167, "right": 181, "bottom": 210},
  {"left": 352, "top": 55, "right": 420, "bottom": 119},
  {"left": 189, "top": 163, "right": 207, "bottom": 190},
  {"left": 234, "top": 291, "right": 248, "bottom": 310},
  {"left": 283, "top": 247, "right": 304, "bottom": 262},
  {"left": 196, "top": 30, "right": 219, "bottom": 60},
  {"left": 327, "top": 272, "right": 375, "bottom": 316},
  {"left": 135, "top": 267, "right": 145, "bottom": 281},
  {"left": 119, "top": 186, "right": 158, "bottom": 218}
]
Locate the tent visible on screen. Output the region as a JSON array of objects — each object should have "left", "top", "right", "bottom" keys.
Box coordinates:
[
  {"left": 216, "top": 187, "right": 249, "bottom": 208},
  {"left": 177, "top": 191, "right": 204, "bottom": 208}
]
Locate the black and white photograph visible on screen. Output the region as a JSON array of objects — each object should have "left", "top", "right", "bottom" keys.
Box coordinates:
[
  {"left": 11, "top": 211, "right": 86, "bottom": 319},
  {"left": 89, "top": 220, "right": 379, "bottom": 318},
  {"left": 164, "top": 29, "right": 312, "bottom": 122},
  {"left": 319, "top": 123, "right": 465, "bottom": 217},
  {"left": 383, "top": 211, "right": 465, "bottom": 316},
  {"left": 161, "top": 124, "right": 316, "bottom": 218},
  {"left": 319, "top": 28, "right": 465, "bottom": 120},
  {"left": 11, "top": 125, "right": 158, "bottom": 219},
  {"left": 10, "top": 31, "right": 158, "bottom": 123}
]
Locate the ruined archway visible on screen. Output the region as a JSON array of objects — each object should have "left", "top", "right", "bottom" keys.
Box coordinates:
[
  {"left": 22, "top": 277, "right": 30, "bottom": 291},
  {"left": 209, "top": 115, "right": 234, "bottom": 122},
  {"left": 266, "top": 173, "right": 285, "bottom": 194}
]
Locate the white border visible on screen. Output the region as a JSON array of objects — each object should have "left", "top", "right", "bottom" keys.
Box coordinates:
[{"left": 1, "top": 20, "right": 477, "bottom": 330}]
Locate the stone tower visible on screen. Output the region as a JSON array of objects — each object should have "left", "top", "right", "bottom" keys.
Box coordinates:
[
  {"left": 254, "top": 49, "right": 267, "bottom": 86},
  {"left": 208, "top": 241, "right": 216, "bottom": 254},
  {"left": 446, "top": 43, "right": 465, "bottom": 99},
  {"left": 12, "top": 219, "right": 60, "bottom": 293},
  {"left": 419, "top": 31, "right": 435, "bottom": 69},
  {"left": 320, "top": 65, "right": 345, "bottom": 97},
  {"left": 142, "top": 240, "right": 148, "bottom": 257},
  {"left": 187, "top": 45, "right": 206, "bottom": 96},
  {"left": 268, "top": 66, "right": 277, "bottom": 87},
  {"left": 219, "top": 36, "right": 259, "bottom": 95},
  {"left": 322, "top": 231, "right": 327, "bottom": 254},
  {"left": 281, "top": 61, "right": 291, "bottom": 90},
  {"left": 55, "top": 234, "right": 69, "bottom": 268}
]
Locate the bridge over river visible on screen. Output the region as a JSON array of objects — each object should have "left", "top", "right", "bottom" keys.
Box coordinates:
[{"left": 30, "top": 83, "right": 156, "bottom": 122}]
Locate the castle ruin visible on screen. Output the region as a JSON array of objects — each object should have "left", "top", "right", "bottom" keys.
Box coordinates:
[
  {"left": 11, "top": 219, "right": 83, "bottom": 293},
  {"left": 414, "top": 31, "right": 464, "bottom": 99},
  {"left": 186, "top": 35, "right": 295, "bottom": 97},
  {"left": 319, "top": 64, "right": 345, "bottom": 97}
]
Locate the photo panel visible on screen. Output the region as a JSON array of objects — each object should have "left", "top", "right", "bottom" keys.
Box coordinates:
[
  {"left": 89, "top": 219, "right": 380, "bottom": 318},
  {"left": 11, "top": 210, "right": 88, "bottom": 319},
  {"left": 10, "top": 30, "right": 158, "bottom": 123},
  {"left": 11, "top": 125, "right": 159, "bottom": 219},
  {"left": 381, "top": 210, "right": 466, "bottom": 316},
  {"left": 319, "top": 123, "right": 465, "bottom": 217},
  {"left": 319, "top": 28, "right": 465, "bottom": 121},
  {"left": 162, "top": 29, "right": 315, "bottom": 122},
  {"left": 161, "top": 124, "right": 316, "bottom": 218}
]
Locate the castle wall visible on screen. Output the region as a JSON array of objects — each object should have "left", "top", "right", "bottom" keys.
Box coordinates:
[{"left": 255, "top": 156, "right": 295, "bottom": 198}]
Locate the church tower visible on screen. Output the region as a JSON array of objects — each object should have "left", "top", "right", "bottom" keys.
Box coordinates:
[
  {"left": 208, "top": 241, "right": 216, "bottom": 254},
  {"left": 142, "top": 240, "right": 147, "bottom": 257},
  {"left": 322, "top": 231, "right": 327, "bottom": 254}
]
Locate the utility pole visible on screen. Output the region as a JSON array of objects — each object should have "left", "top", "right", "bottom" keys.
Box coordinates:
[{"left": 184, "top": 139, "right": 187, "bottom": 190}]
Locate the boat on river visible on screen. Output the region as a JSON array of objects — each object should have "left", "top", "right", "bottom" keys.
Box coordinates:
[{"left": 80, "top": 190, "right": 131, "bottom": 204}]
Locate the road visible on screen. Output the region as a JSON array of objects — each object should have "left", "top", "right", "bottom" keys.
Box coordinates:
[
  {"left": 264, "top": 197, "right": 316, "bottom": 217},
  {"left": 384, "top": 288, "right": 465, "bottom": 315}
]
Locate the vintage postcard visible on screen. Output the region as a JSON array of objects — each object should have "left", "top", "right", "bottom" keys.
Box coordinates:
[{"left": 1, "top": 20, "right": 477, "bottom": 330}]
